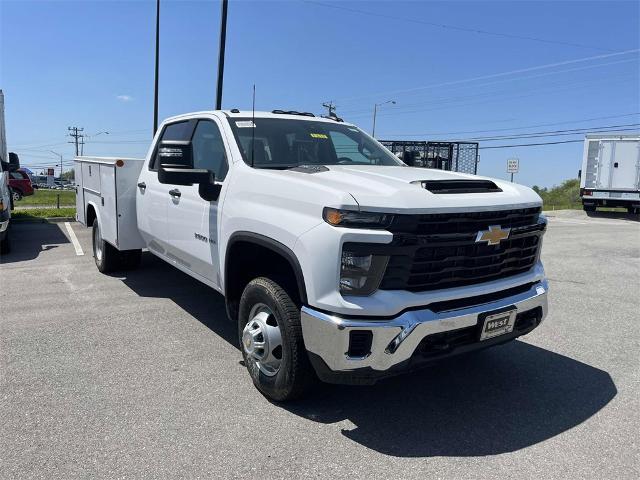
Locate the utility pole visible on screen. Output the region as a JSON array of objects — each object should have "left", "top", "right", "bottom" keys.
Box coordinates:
[
  {"left": 322, "top": 101, "right": 336, "bottom": 117},
  {"left": 50, "top": 150, "right": 63, "bottom": 178},
  {"left": 68, "top": 126, "right": 84, "bottom": 156},
  {"left": 215, "top": 0, "right": 229, "bottom": 110}
]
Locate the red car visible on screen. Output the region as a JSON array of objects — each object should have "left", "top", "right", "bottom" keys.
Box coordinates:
[{"left": 9, "top": 169, "right": 34, "bottom": 201}]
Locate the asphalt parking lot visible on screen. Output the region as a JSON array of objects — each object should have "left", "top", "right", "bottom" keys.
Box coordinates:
[{"left": 1, "top": 210, "right": 639, "bottom": 479}]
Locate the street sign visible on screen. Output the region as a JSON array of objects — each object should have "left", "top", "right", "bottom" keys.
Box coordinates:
[{"left": 507, "top": 158, "right": 519, "bottom": 173}]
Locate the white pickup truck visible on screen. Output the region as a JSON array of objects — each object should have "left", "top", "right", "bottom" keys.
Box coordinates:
[{"left": 75, "top": 110, "right": 549, "bottom": 401}]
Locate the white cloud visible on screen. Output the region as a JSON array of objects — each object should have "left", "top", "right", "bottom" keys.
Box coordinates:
[{"left": 116, "top": 94, "right": 133, "bottom": 102}]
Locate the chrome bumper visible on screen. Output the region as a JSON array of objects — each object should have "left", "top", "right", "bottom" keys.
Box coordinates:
[{"left": 301, "top": 280, "right": 548, "bottom": 375}]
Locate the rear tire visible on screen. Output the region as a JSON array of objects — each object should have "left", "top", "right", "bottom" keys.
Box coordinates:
[
  {"left": 92, "top": 221, "right": 136, "bottom": 273},
  {"left": 238, "top": 277, "right": 315, "bottom": 401}
]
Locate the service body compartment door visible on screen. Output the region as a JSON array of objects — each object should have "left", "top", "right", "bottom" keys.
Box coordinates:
[
  {"left": 99, "top": 164, "right": 117, "bottom": 246},
  {"left": 610, "top": 140, "right": 639, "bottom": 190},
  {"left": 598, "top": 141, "right": 614, "bottom": 189},
  {"left": 74, "top": 160, "right": 85, "bottom": 224}
]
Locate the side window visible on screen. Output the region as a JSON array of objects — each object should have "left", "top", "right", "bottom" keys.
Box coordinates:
[
  {"left": 10, "top": 171, "right": 22, "bottom": 179},
  {"left": 149, "top": 120, "right": 195, "bottom": 171},
  {"left": 191, "top": 120, "right": 229, "bottom": 181}
]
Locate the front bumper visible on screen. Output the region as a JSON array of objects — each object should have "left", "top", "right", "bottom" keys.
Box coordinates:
[{"left": 301, "top": 279, "right": 548, "bottom": 384}]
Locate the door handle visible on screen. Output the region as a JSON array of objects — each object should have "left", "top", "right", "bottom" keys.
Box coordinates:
[
  {"left": 137, "top": 182, "right": 146, "bottom": 189},
  {"left": 169, "top": 188, "right": 181, "bottom": 198}
]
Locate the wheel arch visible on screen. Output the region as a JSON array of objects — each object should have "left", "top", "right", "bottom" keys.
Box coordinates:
[
  {"left": 85, "top": 201, "right": 99, "bottom": 227},
  {"left": 224, "top": 232, "right": 308, "bottom": 321}
]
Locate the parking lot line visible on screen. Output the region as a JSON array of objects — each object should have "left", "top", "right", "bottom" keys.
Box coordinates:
[{"left": 64, "top": 221, "right": 84, "bottom": 256}]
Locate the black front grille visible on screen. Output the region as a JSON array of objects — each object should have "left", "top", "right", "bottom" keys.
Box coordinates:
[{"left": 378, "top": 207, "right": 544, "bottom": 292}]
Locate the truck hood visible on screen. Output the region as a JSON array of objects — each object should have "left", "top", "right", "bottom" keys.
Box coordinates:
[{"left": 279, "top": 165, "right": 542, "bottom": 213}]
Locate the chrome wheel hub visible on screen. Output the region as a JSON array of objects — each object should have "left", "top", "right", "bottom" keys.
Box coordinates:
[
  {"left": 242, "top": 303, "right": 282, "bottom": 377},
  {"left": 93, "top": 224, "right": 103, "bottom": 261}
]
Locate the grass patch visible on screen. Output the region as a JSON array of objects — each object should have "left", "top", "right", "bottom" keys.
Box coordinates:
[
  {"left": 20, "top": 188, "right": 75, "bottom": 206},
  {"left": 12, "top": 207, "right": 76, "bottom": 220}
]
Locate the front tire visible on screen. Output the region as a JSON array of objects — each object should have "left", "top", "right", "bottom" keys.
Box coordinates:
[{"left": 238, "top": 277, "right": 315, "bottom": 401}]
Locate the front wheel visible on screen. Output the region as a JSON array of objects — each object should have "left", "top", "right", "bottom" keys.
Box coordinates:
[{"left": 238, "top": 277, "right": 315, "bottom": 401}]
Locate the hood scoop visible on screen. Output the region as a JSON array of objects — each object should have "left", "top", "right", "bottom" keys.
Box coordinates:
[{"left": 414, "top": 179, "right": 502, "bottom": 194}]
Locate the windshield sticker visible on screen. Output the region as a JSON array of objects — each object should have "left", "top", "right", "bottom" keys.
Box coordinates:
[
  {"left": 235, "top": 121, "right": 256, "bottom": 128},
  {"left": 310, "top": 133, "right": 328, "bottom": 139}
]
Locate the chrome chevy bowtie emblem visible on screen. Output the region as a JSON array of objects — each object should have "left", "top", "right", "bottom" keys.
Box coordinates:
[{"left": 475, "top": 225, "right": 510, "bottom": 246}]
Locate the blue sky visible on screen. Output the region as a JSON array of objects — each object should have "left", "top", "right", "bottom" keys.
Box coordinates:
[{"left": 1, "top": 0, "right": 638, "bottom": 187}]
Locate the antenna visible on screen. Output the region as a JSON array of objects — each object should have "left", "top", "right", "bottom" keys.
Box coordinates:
[{"left": 251, "top": 84, "right": 256, "bottom": 168}]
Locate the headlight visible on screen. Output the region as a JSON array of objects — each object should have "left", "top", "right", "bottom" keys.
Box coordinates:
[
  {"left": 323, "top": 207, "right": 393, "bottom": 229},
  {"left": 340, "top": 249, "right": 389, "bottom": 296}
]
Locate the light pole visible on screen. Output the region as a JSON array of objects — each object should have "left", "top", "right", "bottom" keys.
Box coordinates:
[
  {"left": 215, "top": 0, "right": 229, "bottom": 110},
  {"left": 372, "top": 100, "right": 395, "bottom": 138},
  {"left": 49, "top": 150, "right": 63, "bottom": 178}
]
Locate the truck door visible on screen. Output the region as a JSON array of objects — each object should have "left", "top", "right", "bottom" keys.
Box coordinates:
[
  {"left": 598, "top": 141, "right": 614, "bottom": 189},
  {"left": 136, "top": 120, "right": 196, "bottom": 257},
  {"left": 166, "top": 118, "right": 229, "bottom": 287},
  {"left": 610, "top": 140, "right": 639, "bottom": 190}
]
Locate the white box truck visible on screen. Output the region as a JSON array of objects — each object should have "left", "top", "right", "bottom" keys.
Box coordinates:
[
  {"left": 75, "top": 109, "right": 549, "bottom": 401},
  {"left": 0, "top": 89, "right": 20, "bottom": 254},
  {"left": 579, "top": 133, "right": 640, "bottom": 214}
]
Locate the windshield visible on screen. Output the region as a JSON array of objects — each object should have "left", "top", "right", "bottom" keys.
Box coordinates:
[{"left": 228, "top": 117, "right": 404, "bottom": 169}]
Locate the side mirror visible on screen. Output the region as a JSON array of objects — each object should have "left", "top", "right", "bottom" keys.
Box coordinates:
[
  {"left": 158, "top": 165, "right": 222, "bottom": 201},
  {"left": 199, "top": 182, "right": 222, "bottom": 201},
  {"left": 578, "top": 169, "right": 582, "bottom": 179},
  {"left": 157, "top": 141, "right": 193, "bottom": 168},
  {"left": 158, "top": 164, "right": 212, "bottom": 185}
]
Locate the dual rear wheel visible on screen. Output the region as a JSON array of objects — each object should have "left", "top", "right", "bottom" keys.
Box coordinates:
[{"left": 92, "top": 221, "right": 141, "bottom": 273}]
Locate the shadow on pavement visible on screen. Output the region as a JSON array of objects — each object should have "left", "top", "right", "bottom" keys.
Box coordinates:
[
  {"left": 586, "top": 210, "right": 639, "bottom": 222},
  {"left": 0, "top": 222, "right": 70, "bottom": 263},
  {"left": 118, "top": 253, "right": 616, "bottom": 458},
  {"left": 118, "top": 252, "right": 237, "bottom": 347},
  {"left": 285, "top": 341, "right": 617, "bottom": 457}
]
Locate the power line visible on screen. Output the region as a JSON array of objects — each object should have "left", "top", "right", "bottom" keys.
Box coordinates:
[
  {"left": 458, "top": 124, "right": 640, "bottom": 142},
  {"left": 480, "top": 139, "right": 589, "bottom": 149},
  {"left": 384, "top": 112, "right": 640, "bottom": 137},
  {"left": 303, "top": 0, "right": 615, "bottom": 52},
  {"left": 339, "top": 69, "right": 638, "bottom": 116},
  {"left": 346, "top": 75, "right": 637, "bottom": 121},
  {"left": 329, "top": 48, "right": 639, "bottom": 104}
]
